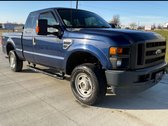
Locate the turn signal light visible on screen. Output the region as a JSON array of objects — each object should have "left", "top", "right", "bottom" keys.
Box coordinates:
[
  {"left": 117, "top": 48, "right": 123, "bottom": 54},
  {"left": 110, "top": 47, "right": 117, "bottom": 55},
  {"left": 36, "top": 26, "right": 40, "bottom": 33},
  {"left": 109, "top": 47, "right": 123, "bottom": 55}
]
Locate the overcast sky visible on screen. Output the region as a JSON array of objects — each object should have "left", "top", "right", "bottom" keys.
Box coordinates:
[{"left": 0, "top": 1, "right": 168, "bottom": 26}]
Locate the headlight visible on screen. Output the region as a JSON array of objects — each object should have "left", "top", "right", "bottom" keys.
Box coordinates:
[
  {"left": 110, "top": 58, "right": 122, "bottom": 69},
  {"left": 116, "top": 59, "right": 122, "bottom": 66},
  {"left": 109, "top": 47, "right": 130, "bottom": 69}
]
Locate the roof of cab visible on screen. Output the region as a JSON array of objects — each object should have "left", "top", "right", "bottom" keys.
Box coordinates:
[{"left": 30, "top": 7, "right": 84, "bottom": 14}]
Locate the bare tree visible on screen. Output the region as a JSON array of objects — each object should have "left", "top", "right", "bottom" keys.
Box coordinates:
[
  {"left": 152, "top": 24, "right": 156, "bottom": 29},
  {"left": 109, "top": 15, "right": 120, "bottom": 26},
  {"left": 130, "top": 22, "right": 137, "bottom": 30},
  {"left": 157, "top": 24, "right": 163, "bottom": 29},
  {"left": 137, "top": 26, "right": 145, "bottom": 30}
]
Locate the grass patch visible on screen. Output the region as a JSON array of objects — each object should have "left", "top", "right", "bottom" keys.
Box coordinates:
[
  {"left": 154, "top": 29, "right": 168, "bottom": 39},
  {"left": 153, "top": 29, "right": 168, "bottom": 62}
]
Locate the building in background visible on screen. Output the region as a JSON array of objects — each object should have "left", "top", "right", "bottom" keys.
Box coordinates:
[
  {"left": 145, "top": 25, "right": 153, "bottom": 31},
  {"left": 0, "top": 23, "right": 23, "bottom": 30}
]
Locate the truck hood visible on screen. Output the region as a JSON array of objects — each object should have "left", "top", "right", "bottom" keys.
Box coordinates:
[{"left": 67, "top": 28, "right": 165, "bottom": 45}]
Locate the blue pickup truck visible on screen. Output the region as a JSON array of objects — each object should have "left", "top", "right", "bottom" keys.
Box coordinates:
[{"left": 1, "top": 8, "right": 167, "bottom": 105}]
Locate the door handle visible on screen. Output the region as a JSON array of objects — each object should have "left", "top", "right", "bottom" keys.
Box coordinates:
[{"left": 32, "top": 37, "right": 36, "bottom": 45}]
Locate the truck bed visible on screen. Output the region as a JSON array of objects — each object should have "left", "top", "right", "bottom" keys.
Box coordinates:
[{"left": 2, "top": 32, "right": 24, "bottom": 59}]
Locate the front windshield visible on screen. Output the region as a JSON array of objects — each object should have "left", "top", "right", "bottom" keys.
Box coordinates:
[{"left": 57, "top": 9, "right": 111, "bottom": 28}]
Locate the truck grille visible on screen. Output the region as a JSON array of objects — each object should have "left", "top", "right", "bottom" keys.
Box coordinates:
[{"left": 135, "top": 41, "right": 166, "bottom": 69}]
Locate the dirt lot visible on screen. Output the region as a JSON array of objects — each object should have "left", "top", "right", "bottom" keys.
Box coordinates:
[{"left": 0, "top": 47, "right": 168, "bottom": 126}]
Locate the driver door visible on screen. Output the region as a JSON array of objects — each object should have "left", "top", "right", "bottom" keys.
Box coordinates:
[{"left": 33, "top": 11, "right": 65, "bottom": 69}]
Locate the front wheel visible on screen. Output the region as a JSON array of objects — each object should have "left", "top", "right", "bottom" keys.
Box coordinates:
[
  {"left": 9, "top": 50, "right": 23, "bottom": 72},
  {"left": 70, "top": 63, "right": 106, "bottom": 105}
]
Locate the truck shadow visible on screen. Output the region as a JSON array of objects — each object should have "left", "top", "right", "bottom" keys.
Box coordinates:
[
  {"left": 21, "top": 68, "right": 168, "bottom": 110},
  {"left": 97, "top": 84, "right": 168, "bottom": 110},
  {"left": 21, "top": 69, "right": 37, "bottom": 73}
]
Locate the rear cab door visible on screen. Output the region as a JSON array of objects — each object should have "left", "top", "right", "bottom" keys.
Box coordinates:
[{"left": 22, "top": 12, "right": 37, "bottom": 63}]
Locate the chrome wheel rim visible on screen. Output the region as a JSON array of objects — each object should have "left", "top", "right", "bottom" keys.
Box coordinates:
[
  {"left": 75, "top": 73, "right": 93, "bottom": 98},
  {"left": 9, "top": 54, "right": 15, "bottom": 69}
]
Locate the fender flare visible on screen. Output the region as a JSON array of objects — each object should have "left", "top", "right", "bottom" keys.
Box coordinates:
[
  {"left": 64, "top": 44, "right": 111, "bottom": 71},
  {"left": 6, "top": 38, "right": 16, "bottom": 53}
]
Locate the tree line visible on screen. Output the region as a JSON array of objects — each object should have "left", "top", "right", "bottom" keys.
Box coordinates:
[{"left": 109, "top": 15, "right": 167, "bottom": 30}]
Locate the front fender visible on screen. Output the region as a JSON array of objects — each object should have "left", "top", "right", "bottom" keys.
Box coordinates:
[{"left": 64, "top": 44, "right": 111, "bottom": 70}]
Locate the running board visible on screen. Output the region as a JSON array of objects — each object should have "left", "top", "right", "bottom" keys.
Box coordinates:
[{"left": 27, "top": 65, "right": 65, "bottom": 80}]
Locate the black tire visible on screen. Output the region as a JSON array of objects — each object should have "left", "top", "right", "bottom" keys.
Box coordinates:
[
  {"left": 70, "top": 63, "right": 106, "bottom": 105},
  {"left": 9, "top": 50, "right": 23, "bottom": 72}
]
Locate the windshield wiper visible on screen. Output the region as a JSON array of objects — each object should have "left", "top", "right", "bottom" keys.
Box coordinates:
[
  {"left": 86, "top": 26, "right": 110, "bottom": 28},
  {"left": 99, "top": 26, "right": 110, "bottom": 28}
]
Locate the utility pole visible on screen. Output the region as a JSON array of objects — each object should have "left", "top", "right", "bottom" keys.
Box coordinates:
[
  {"left": 76, "top": 0, "right": 78, "bottom": 9},
  {"left": 138, "top": 21, "right": 140, "bottom": 27}
]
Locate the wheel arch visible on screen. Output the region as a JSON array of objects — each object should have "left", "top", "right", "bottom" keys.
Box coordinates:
[
  {"left": 6, "top": 38, "right": 16, "bottom": 55},
  {"left": 65, "top": 47, "right": 110, "bottom": 75}
]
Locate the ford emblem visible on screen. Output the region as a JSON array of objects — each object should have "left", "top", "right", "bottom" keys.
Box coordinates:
[{"left": 155, "top": 49, "right": 162, "bottom": 55}]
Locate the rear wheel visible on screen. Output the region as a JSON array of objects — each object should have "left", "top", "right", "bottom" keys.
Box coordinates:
[
  {"left": 9, "top": 50, "right": 23, "bottom": 72},
  {"left": 70, "top": 63, "right": 106, "bottom": 105}
]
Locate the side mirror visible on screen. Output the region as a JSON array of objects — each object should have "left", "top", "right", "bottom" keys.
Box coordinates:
[
  {"left": 36, "top": 19, "right": 63, "bottom": 38},
  {"left": 36, "top": 19, "right": 48, "bottom": 35},
  {"left": 49, "top": 24, "right": 63, "bottom": 38}
]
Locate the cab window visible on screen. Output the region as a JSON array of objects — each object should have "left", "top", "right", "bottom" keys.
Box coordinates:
[
  {"left": 39, "top": 12, "right": 58, "bottom": 25},
  {"left": 39, "top": 12, "right": 58, "bottom": 33},
  {"left": 25, "top": 13, "right": 36, "bottom": 29}
]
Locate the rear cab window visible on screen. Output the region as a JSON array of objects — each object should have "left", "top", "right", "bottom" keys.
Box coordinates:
[
  {"left": 24, "top": 13, "right": 37, "bottom": 29},
  {"left": 24, "top": 12, "right": 37, "bottom": 35}
]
